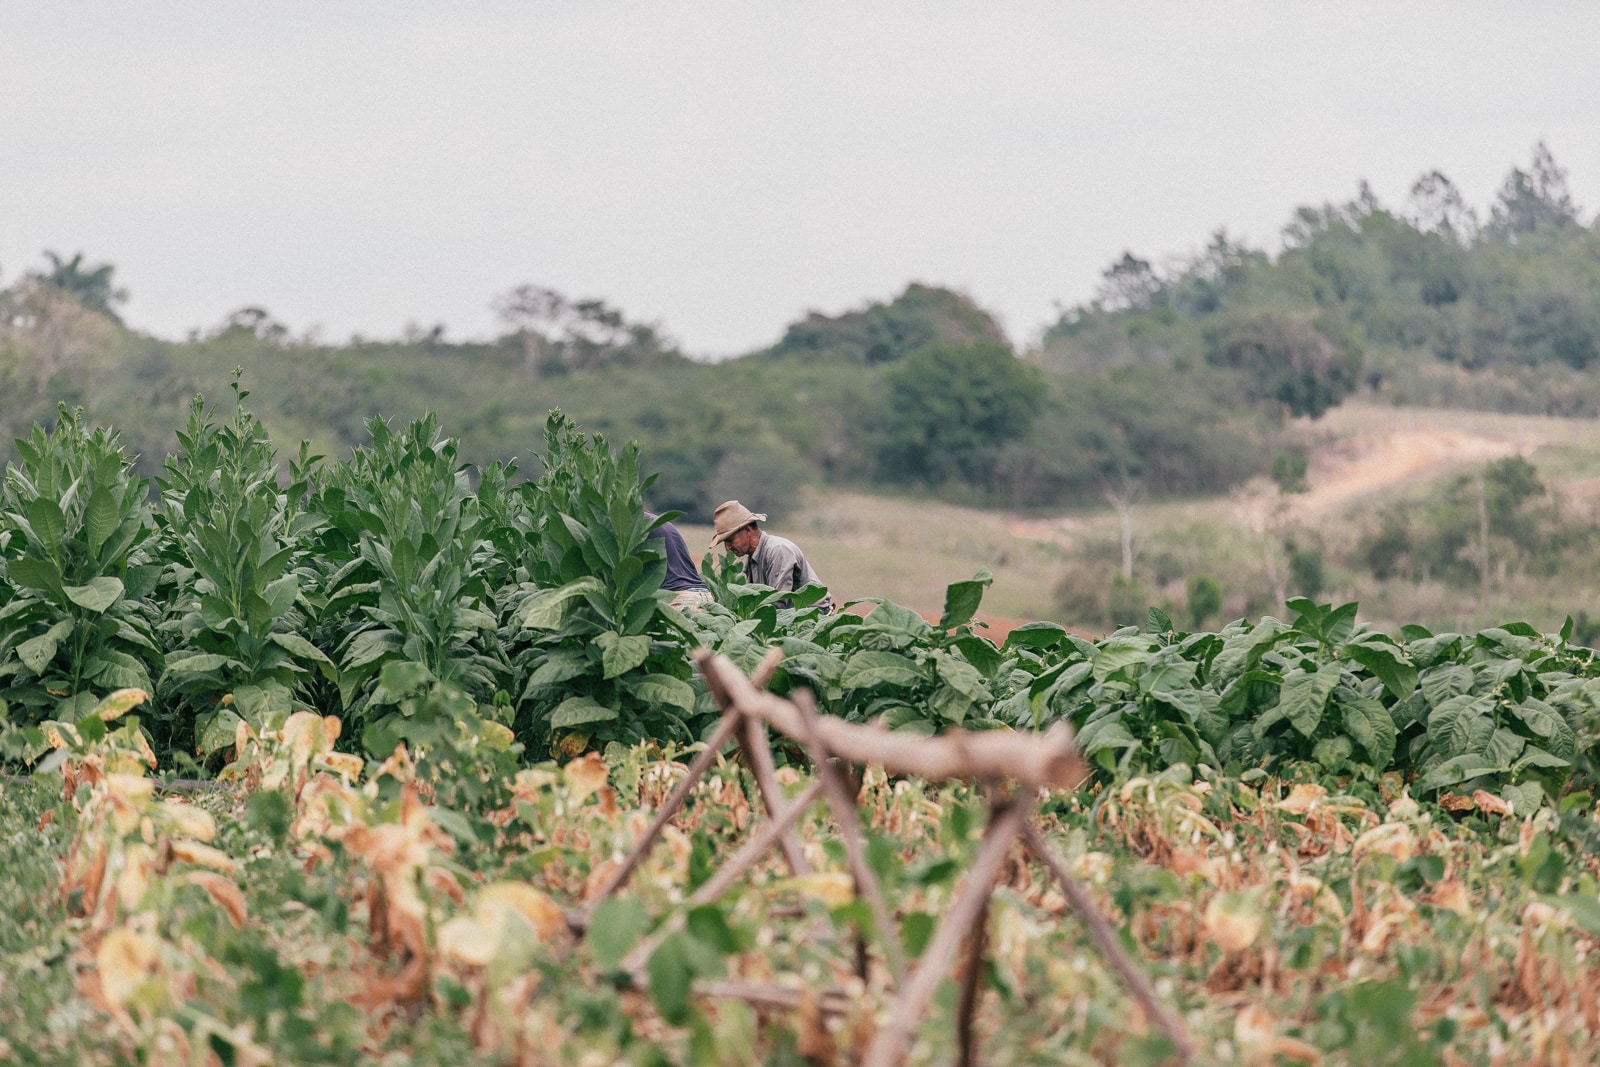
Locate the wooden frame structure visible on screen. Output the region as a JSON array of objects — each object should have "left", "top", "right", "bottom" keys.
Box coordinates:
[{"left": 570, "top": 647, "right": 1196, "bottom": 1066}]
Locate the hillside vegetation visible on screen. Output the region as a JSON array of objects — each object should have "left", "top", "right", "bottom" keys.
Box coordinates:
[{"left": 4, "top": 145, "right": 1595, "bottom": 499}]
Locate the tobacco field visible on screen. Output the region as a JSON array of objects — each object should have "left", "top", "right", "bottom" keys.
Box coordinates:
[{"left": 5, "top": 397, "right": 1600, "bottom": 1064}]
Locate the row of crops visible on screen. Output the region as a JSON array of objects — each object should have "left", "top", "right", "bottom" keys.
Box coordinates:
[{"left": 3, "top": 389, "right": 1600, "bottom": 815}]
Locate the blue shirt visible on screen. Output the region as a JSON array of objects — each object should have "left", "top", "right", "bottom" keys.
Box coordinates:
[{"left": 646, "top": 514, "right": 708, "bottom": 592}]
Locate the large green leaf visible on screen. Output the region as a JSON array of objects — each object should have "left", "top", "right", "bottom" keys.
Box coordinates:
[
  {"left": 1279, "top": 663, "right": 1341, "bottom": 738},
  {"left": 936, "top": 568, "right": 992, "bottom": 631},
  {"left": 1002, "top": 622, "right": 1068, "bottom": 651},
  {"left": 528, "top": 649, "right": 591, "bottom": 689},
  {"left": 64, "top": 577, "right": 124, "bottom": 614},
  {"left": 1416, "top": 753, "right": 1497, "bottom": 792},
  {"left": 1077, "top": 716, "right": 1137, "bottom": 756},
  {"left": 624, "top": 673, "right": 697, "bottom": 713},
  {"left": 840, "top": 650, "right": 925, "bottom": 691},
  {"left": 84, "top": 486, "right": 121, "bottom": 556},
  {"left": 647, "top": 932, "right": 695, "bottom": 1025},
  {"left": 949, "top": 635, "right": 1003, "bottom": 678},
  {"left": 1092, "top": 636, "right": 1156, "bottom": 683},
  {"left": 1507, "top": 698, "right": 1578, "bottom": 760},
  {"left": 17, "top": 633, "right": 59, "bottom": 674},
  {"left": 550, "top": 695, "right": 619, "bottom": 729},
  {"left": 1341, "top": 637, "right": 1418, "bottom": 700},
  {"left": 165, "top": 653, "right": 237, "bottom": 675},
  {"left": 597, "top": 632, "right": 651, "bottom": 679},
  {"left": 1210, "top": 619, "right": 1289, "bottom": 688},
  {"left": 1421, "top": 664, "right": 1473, "bottom": 707},
  {"left": 268, "top": 633, "right": 337, "bottom": 678},
  {"left": 857, "top": 600, "right": 931, "bottom": 639},
  {"left": 7, "top": 557, "right": 63, "bottom": 595},
  {"left": 1426, "top": 694, "right": 1494, "bottom": 760},
  {"left": 1340, "top": 693, "right": 1398, "bottom": 768},
  {"left": 522, "top": 577, "right": 607, "bottom": 631},
  {"left": 262, "top": 575, "right": 300, "bottom": 621},
  {"left": 23, "top": 499, "right": 66, "bottom": 547},
  {"left": 936, "top": 655, "right": 989, "bottom": 703}
]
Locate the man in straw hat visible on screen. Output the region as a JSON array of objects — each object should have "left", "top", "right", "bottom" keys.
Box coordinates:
[{"left": 709, "top": 500, "right": 834, "bottom": 614}]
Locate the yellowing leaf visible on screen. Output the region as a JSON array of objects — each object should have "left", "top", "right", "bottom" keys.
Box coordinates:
[
  {"left": 1428, "top": 879, "right": 1473, "bottom": 917},
  {"left": 97, "top": 926, "right": 161, "bottom": 1009},
  {"left": 186, "top": 871, "right": 247, "bottom": 929},
  {"left": 1235, "top": 1003, "right": 1277, "bottom": 1057},
  {"left": 115, "top": 846, "right": 152, "bottom": 909},
  {"left": 479, "top": 882, "right": 568, "bottom": 939},
  {"left": 105, "top": 774, "right": 155, "bottom": 804},
  {"left": 160, "top": 800, "right": 217, "bottom": 842},
  {"left": 1276, "top": 783, "right": 1327, "bottom": 814},
  {"left": 789, "top": 872, "right": 857, "bottom": 909},
  {"left": 563, "top": 753, "right": 610, "bottom": 805},
  {"left": 1472, "top": 790, "right": 1514, "bottom": 817},
  {"left": 478, "top": 720, "right": 515, "bottom": 750},
  {"left": 438, "top": 914, "right": 501, "bottom": 967},
  {"left": 1204, "top": 891, "right": 1263, "bottom": 952},
  {"left": 318, "top": 751, "right": 366, "bottom": 781},
  {"left": 92, "top": 688, "right": 149, "bottom": 722},
  {"left": 1352, "top": 822, "right": 1417, "bottom": 863},
  {"left": 168, "top": 839, "right": 237, "bottom": 873}
]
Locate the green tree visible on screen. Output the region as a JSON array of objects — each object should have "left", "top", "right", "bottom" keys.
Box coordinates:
[
  {"left": 34, "top": 251, "right": 127, "bottom": 322},
  {"left": 771, "top": 283, "right": 1006, "bottom": 365},
  {"left": 1204, "top": 311, "right": 1362, "bottom": 419},
  {"left": 1487, "top": 141, "right": 1582, "bottom": 240},
  {"left": 877, "top": 341, "right": 1043, "bottom": 486}
]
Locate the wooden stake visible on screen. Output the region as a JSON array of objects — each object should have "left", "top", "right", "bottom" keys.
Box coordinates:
[
  {"left": 793, "top": 687, "right": 906, "bottom": 982},
  {"left": 860, "top": 796, "right": 1027, "bottom": 1067},
  {"left": 1022, "top": 822, "right": 1195, "bottom": 1064},
  {"left": 956, "top": 891, "right": 990, "bottom": 1067},
  {"left": 575, "top": 707, "right": 743, "bottom": 931}
]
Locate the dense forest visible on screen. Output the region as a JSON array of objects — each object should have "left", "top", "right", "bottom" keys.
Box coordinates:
[{"left": 2, "top": 143, "right": 1597, "bottom": 527}]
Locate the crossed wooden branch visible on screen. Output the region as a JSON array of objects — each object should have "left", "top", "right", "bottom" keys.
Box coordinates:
[{"left": 571, "top": 648, "right": 1196, "bottom": 1067}]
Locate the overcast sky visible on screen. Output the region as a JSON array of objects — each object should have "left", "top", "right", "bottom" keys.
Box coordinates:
[{"left": 4, "top": 4, "right": 1599, "bottom": 358}]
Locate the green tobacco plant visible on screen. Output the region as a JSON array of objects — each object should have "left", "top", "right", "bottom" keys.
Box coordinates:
[
  {"left": 156, "top": 383, "right": 335, "bottom": 755},
  {"left": 699, "top": 567, "right": 1024, "bottom": 738},
  {"left": 315, "top": 414, "right": 507, "bottom": 730},
  {"left": 0, "top": 407, "right": 163, "bottom": 727},
  {"left": 508, "top": 412, "right": 701, "bottom": 752},
  {"left": 1029, "top": 598, "right": 1600, "bottom": 813}
]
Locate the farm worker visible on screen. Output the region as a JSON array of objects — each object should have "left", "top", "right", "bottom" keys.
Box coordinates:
[
  {"left": 708, "top": 500, "right": 834, "bottom": 614},
  {"left": 646, "top": 511, "right": 712, "bottom": 611}
]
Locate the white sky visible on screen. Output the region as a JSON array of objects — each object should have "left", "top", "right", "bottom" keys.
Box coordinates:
[{"left": 4, "top": 4, "right": 1599, "bottom": 358}]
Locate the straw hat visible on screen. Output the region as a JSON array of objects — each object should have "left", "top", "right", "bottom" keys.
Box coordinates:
[{"left": 710, "top": 500, "right": 766, "bottom": 546}]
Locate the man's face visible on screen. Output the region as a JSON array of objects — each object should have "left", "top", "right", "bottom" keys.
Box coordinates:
[{"left": 726, "top": 524, "right": 760, "bottom": 558}]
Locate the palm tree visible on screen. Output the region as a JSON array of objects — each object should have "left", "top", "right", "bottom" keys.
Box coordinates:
[{"left": 36, "top": 251, "right": 127, "bottom": 322}]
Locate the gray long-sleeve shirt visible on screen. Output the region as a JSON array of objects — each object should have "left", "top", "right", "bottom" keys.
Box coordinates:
[{"left": 743, "top": 531, "right": 834, "bottom": 613}]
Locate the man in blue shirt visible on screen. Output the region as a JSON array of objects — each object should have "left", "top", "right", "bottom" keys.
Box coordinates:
[{"left": 646, "top": 512, "right": 712, "bottom": 610}]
